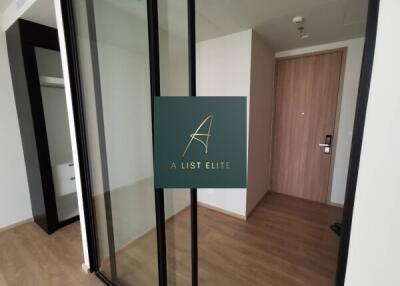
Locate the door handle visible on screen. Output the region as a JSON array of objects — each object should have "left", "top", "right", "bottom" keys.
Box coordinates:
[{"left": 319, "top": 135, "right": 332, "bottom": 154}]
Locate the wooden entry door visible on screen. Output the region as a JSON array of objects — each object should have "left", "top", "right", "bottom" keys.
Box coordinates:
[{"left": 272, "top": 51, "right": 343, "bottom": 203}]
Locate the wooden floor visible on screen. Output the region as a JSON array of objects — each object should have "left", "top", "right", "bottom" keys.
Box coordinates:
[
  {"left": 102, "top": 192, "right": 342, "bottom": 286},
  {"left": 0, "top": 221, "right": 101, "bottom": 286},
  {"left": 197, "top": 193, "right": 342, "bottom": 286},
  {"left": 0, "top": 192, "right": 342, "bottom": 286}
]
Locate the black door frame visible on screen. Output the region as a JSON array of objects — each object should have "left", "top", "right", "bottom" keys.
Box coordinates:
[
  {"left": 59, "top": 0, "right": 380, "bottom": 285},
  {"left": 147, "top": 0, "right": 168, "bottom": 284},
  {"left": 335, "top": 0, "right": 380, "bottom": 285}
]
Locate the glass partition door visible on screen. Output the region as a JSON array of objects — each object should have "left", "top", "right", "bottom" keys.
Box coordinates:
[
  {"left": 70, "top": 0, "right": 159, "bottom": 285},
  {"left": 66, "top": 0, "right": 194, "bottom": 285}
]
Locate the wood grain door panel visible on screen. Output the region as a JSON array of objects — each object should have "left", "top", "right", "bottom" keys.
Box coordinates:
[{"left": 272, "top": 51, "right": 343, "bottom": 203}]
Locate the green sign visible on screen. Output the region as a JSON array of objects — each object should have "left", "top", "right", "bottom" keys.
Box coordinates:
[{"left": 154, "top": 97, "right": 247, "bottom": 188}]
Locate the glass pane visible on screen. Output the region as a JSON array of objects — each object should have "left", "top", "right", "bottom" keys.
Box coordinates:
[
  {"left": 194, "top": 1, "right": 368, "bottom": 285},
  {"left": 72, "top": 0, "right": 157, "bottom": 285},
  {"left": 35, "top": 47, "right": 78, "bottom": 222},
  {"left": 158, "top": 0, "right": 191, "bottom": 285}
]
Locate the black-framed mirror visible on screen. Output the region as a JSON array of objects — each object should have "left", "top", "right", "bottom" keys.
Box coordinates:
[{"left": 6, "top": 19, "right": 79, "bottom": 234}]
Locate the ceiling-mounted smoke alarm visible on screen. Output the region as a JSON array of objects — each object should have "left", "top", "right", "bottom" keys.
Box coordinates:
[
  {"left": 292, "top": 16, "right": 310, "bottom": 39},
  {"left": 292, "top": 16, "right": 305, "bottom": 25}
]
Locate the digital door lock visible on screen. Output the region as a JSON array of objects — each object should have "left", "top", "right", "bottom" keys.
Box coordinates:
[{"left": 319, "top": 135, "right": 332, "bottom": 154}]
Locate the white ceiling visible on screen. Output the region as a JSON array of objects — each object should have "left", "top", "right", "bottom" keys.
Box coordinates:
[
  {"left": 16, "top": 0, "right": 368, "bottom": 51},
  {"left": 107, "top": 0, "right": 368, "bottom": 51},
  {"left": 21, "top": 0, "right": 57, "bottom": 28},
  {"left": 0, "top": 0, "right": 12, "bottom": 13},
  {"left": 196, "top": 0, "right": 369, "bottom": 50}
]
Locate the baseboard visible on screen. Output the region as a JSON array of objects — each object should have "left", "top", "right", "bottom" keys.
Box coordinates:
[
  {"left": 81, "top": 263, "right": 90, "bottom": 274},
  {"left": 0, "top": 218, "right": 34, "bottom": 233},
  {"left": 100, "top": 205, "right": 191, "bottom": 266},
  {"left": 246, "top": 190, "right": 269, "bottom": 219},
  {"left": 269, "top": 191, "right": 345, "bottom": 208},
  {"left": 328, "top": 202, "right": 344, "bottom": 208},
  {"left": 197, "top": 201, "right": 246, "bottom": 221}
]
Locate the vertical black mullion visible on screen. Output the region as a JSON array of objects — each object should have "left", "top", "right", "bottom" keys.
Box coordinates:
[
  {"left": 190, "top": 190, "right": 197, "bottom": 286},
  {"left": 154, "top": 190, "right": 167, "bottom": 286},
  {"left": 187, "top": 0, "right": 198, "bottom": 285},
  {"left": 85, "top": 0, "right": 118, "bottom": 282},
  {"left": 60, "top": 0, "right": 99, "bottom": 271},
  {"left": 335, "top": 0, "right": 380, "bottom": 285},
  {"left": 147, "top": 0, "right": 168, "bottom": 286}
]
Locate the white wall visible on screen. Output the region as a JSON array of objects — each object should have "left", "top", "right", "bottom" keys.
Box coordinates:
[
  {"left": 276, "top": 38, "right": 365, "bottom": 205},
  {"left": 197, "top": 30, "right": 252, "bottom": 217},
  {"left": 159, "top": 29, "right": 188, "bottom": 98},
  {"left": 345, "top": 1, "right": 400, "bottom": 284},
  {"left": 0, "top": 15, "right": 32, "bottom": 229},
  {"left": 246, "top": 31, "right": 275, "bottom": 215},
  {"left": 197, "top": 30, "right": 275, "bottom": 217}
]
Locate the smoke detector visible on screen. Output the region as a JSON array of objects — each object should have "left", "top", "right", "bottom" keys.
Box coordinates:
[
  {"left": 292, "top": 16, "right": 310, "bottom": 39},
  {"left": 292, "top": 16, "right": 305, "bottom": 24}
]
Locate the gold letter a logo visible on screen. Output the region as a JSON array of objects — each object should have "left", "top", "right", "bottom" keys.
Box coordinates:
[{"left": 182, "top": 115, "right": 213, "bottom": 157}]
